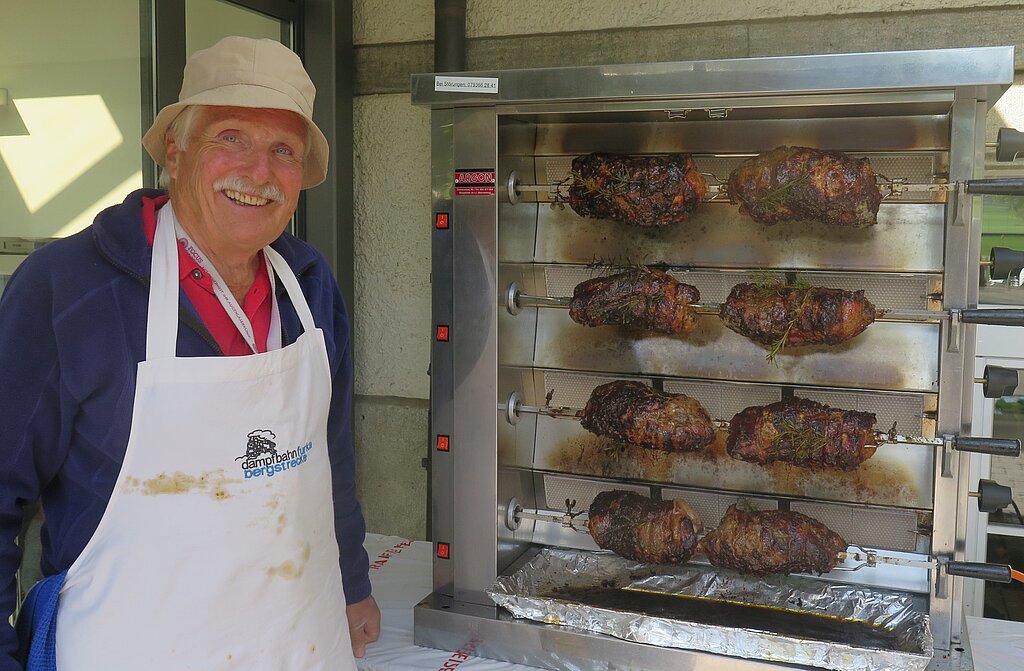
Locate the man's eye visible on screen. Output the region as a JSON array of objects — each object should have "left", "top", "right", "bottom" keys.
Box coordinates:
[
  {"left": 223, "top": 133, "right": 239, "bottom": 143},
  {"left": 275, "top": 146, "right": 293, "bottom": 156}
]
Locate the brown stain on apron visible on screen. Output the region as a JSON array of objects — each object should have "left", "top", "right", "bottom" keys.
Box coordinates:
[
  {"left": 267, "top": 542, "right": 311, "bottom": 579},
  {"left": 127, "top": 469, "right": 240, "bottom": 500}
]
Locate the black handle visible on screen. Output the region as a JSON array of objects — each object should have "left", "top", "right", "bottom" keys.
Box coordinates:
[
  {"left": 983, "top": 365, "right": 1024, "bottom": 398},
  {"left": 964, "top": 178, "right": 1024, "bottom": 196},
  {"left": 954, "top": 436, "right": 1022, "bottom": 457},
  {"left": 990, "top": 247, "right": 1024, "bottom": 278},
  {"left": 946, "top": 561, "right": 1012, "bottom": 583},
  {"left": 997, "top": 127, "right": 1024, "bottom": 162},
  {"left": 976, "top": 479, "right": 1015, "bottom": 513},
  {"left": 959, "top": 308, "right": 1024, "bottom": 326}
]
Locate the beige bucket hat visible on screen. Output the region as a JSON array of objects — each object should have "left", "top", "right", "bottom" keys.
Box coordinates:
[{"left": 142, "top": 36, "right": 328, "bottom": 189}]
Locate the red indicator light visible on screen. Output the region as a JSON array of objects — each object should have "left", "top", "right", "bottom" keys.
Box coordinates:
[
  {"left": 436, "top": 325, "right": 450, "bottom": 341},
  {"left": 436, "top": 435, "right": 450, "bottom": 452},
  {"left": 435, "top": 212, "right": 449, "bottom": 229},
  {"left": 437, "top": 542, "right": 450, "bottom": 559}
]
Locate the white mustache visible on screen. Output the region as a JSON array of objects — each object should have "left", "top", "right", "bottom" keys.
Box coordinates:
[{"left": 213, "top": 176, "right": 285, "bottom": 203}]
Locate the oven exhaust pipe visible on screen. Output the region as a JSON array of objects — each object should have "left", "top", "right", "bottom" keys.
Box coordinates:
[{"left": 434, "top": 0, "right": 466, "bottom": 72}]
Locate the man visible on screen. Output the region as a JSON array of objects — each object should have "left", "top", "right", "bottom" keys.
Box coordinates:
[{"left": 0, "top": 36, "right": 379, "bottom": 670}]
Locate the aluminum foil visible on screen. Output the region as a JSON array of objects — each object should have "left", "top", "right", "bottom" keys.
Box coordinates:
[{"left": 488, "top": 548, "right": 933, "bottom": 671}]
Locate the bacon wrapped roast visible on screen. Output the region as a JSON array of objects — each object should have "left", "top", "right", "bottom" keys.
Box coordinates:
[
  {"left": 588, "top": 490, "right": 702, "bottom": 563},
  {"left": 726, "top": 146, "right": 881, "bottom": 228},
  {"left": 569, "top": 268, "right": 701, "bottom": 335},
  {"left": 580, "top": 381, "right": 716, "bottom": 452},
  {"left": 568, "top": 153, "right": 708, "bottom": 227}
]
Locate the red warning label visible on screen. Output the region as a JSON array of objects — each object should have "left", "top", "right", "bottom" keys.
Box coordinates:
[{"left": 454, "top": 168, "right": 495, "bottom": 196}]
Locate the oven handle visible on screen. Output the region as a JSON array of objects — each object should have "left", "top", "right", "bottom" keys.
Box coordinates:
[
  {"left": 988, "top": 246, "right": 1024, "bottom": 279},
  {"left": 981, "top": 365, "right": 1024, "bottom": 398},
  {"left": 958, "top": 308, "right": 1024, "bottom": 327},
  {"left": 996, "top": 127, "right": 1024, "bottom": 162},
  {"left": 964, "top": 178, "right": 1024, "bottom": 195},
  {"left": 953, "top": 436, "right": 1021, "bottom": 458},
  {"left": 945, "top": 561, "right": 1013, "bottom": 583}
]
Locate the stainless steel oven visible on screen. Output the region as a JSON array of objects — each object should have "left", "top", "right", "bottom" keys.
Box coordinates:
[{"left": 412, "top": 47, "right": 1023, "bottom": 671}]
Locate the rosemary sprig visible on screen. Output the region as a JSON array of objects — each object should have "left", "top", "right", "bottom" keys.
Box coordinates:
[
  {"left": 754, "top": 172, "right": 810, "bottom": 213},
  {"left": 773, "top": 418, "right": 827, "bottom": 461},
  {"left": 571, "top": 168, "right": 644, "bottom": 198},
  {"left": 765, "top": 286, "right": 813, "bottom": 364}
]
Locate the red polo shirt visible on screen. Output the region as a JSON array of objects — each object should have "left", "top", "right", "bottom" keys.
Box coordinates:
[{"left": 141, "top": 196, "right": 272, "bottom": 355}]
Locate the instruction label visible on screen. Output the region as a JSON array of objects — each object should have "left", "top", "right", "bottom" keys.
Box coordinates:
[{"left": 434, "top": 76, "right": 499, "bottom": 94}]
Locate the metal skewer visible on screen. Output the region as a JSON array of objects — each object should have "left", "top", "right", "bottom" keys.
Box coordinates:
[
  {"left": 500, "top": 398, "right": 1020, "bottom": 456},
  {"left": 511, "top": 499, "right": 1019, "bottom": 580},
  {"left": 510, "top": 288, "right": 949, "bottom": 324},
  {"left": 508, "top": 171, "right": 958, "bottom": 203}
]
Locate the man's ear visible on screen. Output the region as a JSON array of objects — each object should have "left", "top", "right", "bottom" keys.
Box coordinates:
[{"left": 164, "top": 130, "right": 180, "bottom": 181}]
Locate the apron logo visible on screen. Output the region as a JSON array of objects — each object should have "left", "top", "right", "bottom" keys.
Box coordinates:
[{"left": 237, "top": 429, "right": 312, "bottom": 479}]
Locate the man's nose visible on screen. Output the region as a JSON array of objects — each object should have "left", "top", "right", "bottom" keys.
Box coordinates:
[{"left": 240, "top": 147, "right": 274, "bottom": 183}]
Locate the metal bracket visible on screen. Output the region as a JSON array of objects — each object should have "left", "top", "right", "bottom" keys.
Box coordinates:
[
  {"left": 667, "top": 108, "right": 731, "bottom": 120},
  {"left": 935, "top": 556, "right": 949, "bottom": 598},
  {"left": 945, "top": 309, "right": 962, "bottom": 353},
  {"left": 941, "top": 434, "right": 956, "bottom": 478},
  {"left": 951, "top": 183, "right": 966, "bottom": 228}
]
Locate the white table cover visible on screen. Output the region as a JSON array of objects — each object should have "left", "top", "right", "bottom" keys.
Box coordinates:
[{"left": 358, "top": 534, "right": 539, "bottom": 671}]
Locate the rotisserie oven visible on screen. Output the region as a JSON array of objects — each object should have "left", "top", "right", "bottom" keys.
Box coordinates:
[{"left": 412, "top": 47, "right": 1024, "bottom": 671}]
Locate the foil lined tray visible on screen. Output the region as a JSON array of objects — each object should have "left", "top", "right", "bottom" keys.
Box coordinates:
[{"left": 488, "top": 548, "right": 933, "bottom": 671}]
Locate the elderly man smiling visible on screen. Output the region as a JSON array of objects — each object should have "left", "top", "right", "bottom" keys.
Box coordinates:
[{"left": 0, "top": 36, "right": 379, "bottom": 671}]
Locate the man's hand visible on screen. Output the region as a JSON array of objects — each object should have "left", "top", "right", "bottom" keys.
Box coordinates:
[{"left": 347, "top": 595, "right": 381, "bottom": 658}]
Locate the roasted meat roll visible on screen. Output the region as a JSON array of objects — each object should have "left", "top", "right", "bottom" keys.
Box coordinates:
[
  {"left": 568, "top": 153, "right": 708, "bottom": 227},
  {"left": 726, "top": 146, "right": 882, "bottom": 228},
  {"left": 720, "top": 282, "right": 877, "bottom": 349},
  {"left": 569, "top": 268, "right": 701, "bottom": 335},
  {"left": 697, "top": 504, "right": 848, "bottom": 575},
  {"left": 727, "top": 397, "right": 879, "bottom": 470},
  {"left": 580, "top": 381, "right": 716, "bottom": 452},
  {"left": 588, "top": 490, "right": 702, "bottom": 564}
]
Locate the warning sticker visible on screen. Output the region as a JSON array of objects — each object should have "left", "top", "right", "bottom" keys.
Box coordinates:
[{"left": 454, "top": 169, "right": 496, "bottom": 196}]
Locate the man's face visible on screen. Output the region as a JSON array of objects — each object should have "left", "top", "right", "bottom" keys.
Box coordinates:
[{"left": 164, "top": 106, "right": 306, "bottom": 260}]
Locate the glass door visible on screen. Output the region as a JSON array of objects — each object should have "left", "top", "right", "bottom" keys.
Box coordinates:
[
  {"left": 1, "top": 1, "right": 145, "bottom": 293},
  {"left": 968, "top": 346, "right": 1024, "bottom": 620}
]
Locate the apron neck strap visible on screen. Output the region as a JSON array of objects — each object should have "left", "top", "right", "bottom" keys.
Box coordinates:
[{"left": 147, "top": 203, "right": 318, "bottom": 359}]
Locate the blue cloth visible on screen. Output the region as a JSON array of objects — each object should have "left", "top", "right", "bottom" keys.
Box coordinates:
[
  {"left": 15, "top": 571, "right": 65, "bottom": 671},
  {"left": 0, "top": 190, "right": 370, "bottom": 671}
]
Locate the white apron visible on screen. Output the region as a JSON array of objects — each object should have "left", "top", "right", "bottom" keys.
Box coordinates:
[{"left": 54, "top": 209, "right": 355, "bottom": 671}]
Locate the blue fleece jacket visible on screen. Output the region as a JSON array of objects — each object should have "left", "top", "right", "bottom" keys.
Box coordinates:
[{"left": 0, "top": 189, "right": 370, "bottom": 669}]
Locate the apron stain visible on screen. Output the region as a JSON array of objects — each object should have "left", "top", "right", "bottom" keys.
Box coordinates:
[
  {"left": 277, "top": 514, "right": 286, "bottom": 534},
  {"left": 267, "top": 542, "right": 312, "bottom": 579},
  {"left": 126, "top": 469, "right": 239, "bottom": 500},
  {"left": 267, "top": 561, "right": 304, "bottom": 579}
]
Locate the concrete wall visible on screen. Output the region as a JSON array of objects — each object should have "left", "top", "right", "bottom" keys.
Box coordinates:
[{"left": 351, "top": 0, "right": 1024, "bottom": 540}]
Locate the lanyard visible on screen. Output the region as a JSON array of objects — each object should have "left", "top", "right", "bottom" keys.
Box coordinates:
[{"left": 158, "top": 203, "right": 282, "bottom": 353}]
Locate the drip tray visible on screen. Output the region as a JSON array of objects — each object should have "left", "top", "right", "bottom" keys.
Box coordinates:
[{"left": 488, "top": 547, "right": 933, "bottom": 671}]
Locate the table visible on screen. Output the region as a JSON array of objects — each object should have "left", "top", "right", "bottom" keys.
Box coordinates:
[{"left": 357, "top": 534, "right": 538, "bottom": 671}]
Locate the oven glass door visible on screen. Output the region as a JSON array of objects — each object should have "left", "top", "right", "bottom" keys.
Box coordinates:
[{"left": 969, "top": 352, "right": 1024, "bottom": 620}]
